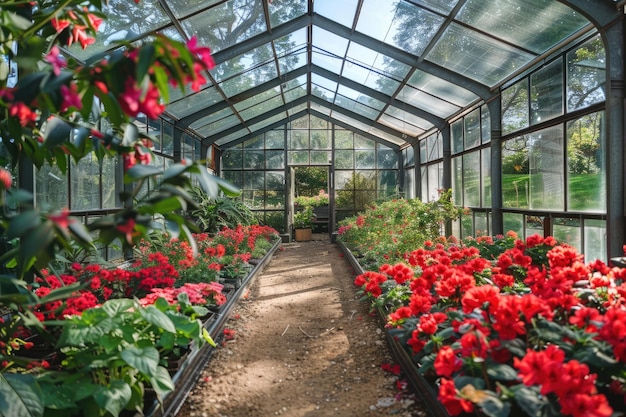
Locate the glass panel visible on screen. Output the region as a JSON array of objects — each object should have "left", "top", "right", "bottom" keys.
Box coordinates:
[
  {"left": 457, "top": 0, "right": 590, "bottom": 54},
  {"left": 36, "top": 162, "right": 68, "bottom": 211},
  {"left": 181, "top": 0, "right": 267, "bottom": 53},
  {"left": 162, "top": 122, "right": 174, "bottom": 156},
  {"left": 266, "top": 150, "right": 285, "bottom": 169},
  {"left": 420, "top": 166, "right": 428, "bottom": 202},
  {"left": 71, "top": 154, "right": 100, "bottom": 210},
  {"left": 337, "top": 85, "right": 386, "bottom": 110},
  {"left": 464, "top": 108, "right": 481, "bottom": 149},
  {"left": 243, "top": 150, "right": 264, "bottom": 169},
  {"left": 335, "top": 130, "right": 353, "bottom": 148},
  {"left": 378, "top": 149, "right": 398, "bottom": 169},
  {"left": 407, "top": 70, "right": 479, "bottom": 107},
  {"left": 234, "top": 87, "right": 281, "bottom": 112},
  {"left": 567, "top": 112, "right": 606, "bottom": 213},
  {"left": 355, "top": 150, "right": 375, "bottom": 169},
  {"left": 266, "top": 131, "right": 285, "bottom": 149},
  {"left": 529, "top": 126, "right": 564, "bottom": 210},
  {"left": 267, "top": 190, "right": 285, "bottom": 210},
  {"left": 240, "top": 96, "right": 286, "bottom": 121},
  {"left": 481, "top": 105, "right": 491, "bottom": 144},
  {"left": 289, "top": 130, "right": 308, "bottom": 149},
  {"left": 407, "top": 0, "right": 457, "bottom": 14},
  {"left": 343, "top": 43, "right": 408, "bottom": 93},
  {"left": 531, "top": 60, "right": 563, "bottom": 125},
  {"left": 167, "top": 0, "right": 222, "bottom": 18},
  {"left": 315, "top": 0, "right": 359, "bottom": 27},
  {"left": 405, "top": 167, "right": 415, "bottom": 199},
  {"left": 311, "top": 49, "right": 344, "bottom": 75},
  {"left": 451, "top": 119, "right": 463, "bottom": 154},
  {"left": 166, "top": 87, "right": 223, "bottom": 119},
  {"left": 288, "top": 150, "right": 309, "bottom": 164},
  {"left": 354, "top": 136, "right": 375, "bottom": 149},
  {"left": 475, "top": 212, "right": 488, "bottom": 237},
  {"left": 502, "top": 79, "right": 529, "bottom": 135},
  {"left": 189, "top": 108, "right": 234, "bottom": 130},
  {"left": 335, "top": 170, "right": 354, "bottom": 189},
  {"left": 553, "top": 218, "right": 582, "bottom": 253},
  {"left": 222, "top": 149, "right": 243, "bottom": 169},
  {"left": 223, "top": 171, "right": 243, "bottom": 188},
  {"left": 420, "top": 140, "right": 427, "bottom": 164},
  {"left": 248, "top": 113, "right": 286, "bottom": 132},
  {"left": 334, "top": 95, "right": 380, "bottom": 120},
  {"left": 427, "top": 133, "right": 439, "bottom": 161},
  {"left": 356, "top": 0, "right": 443, "bottom": 56},
  {"left": 404, "top": 146, "right": 415, "bottom": 167},
  {"left": 102, "top": 156, "right": 118, "bottom": 209},
  {"left": 243, "top": 170, "right": 264, "bottom": 190},
  {"left": 502, "top": 136, "right": 529, "bottom": 208},
  {"left": 428, "top": 23, "right": 535, "bottom": 86},
  {"left": 481, "top": 147, "right": 491, "bottom": 207},
  {"left": 68, "top": 0, "right": 171, "bottom": 59},
  {"left": 463, "top": 152, "right": 480, "bottom": 208},
  {"left": 312, "top": 27, "right": 350, "bottom": 58},
  {"left": 427, "top": 163, "right": 442, "bottom": 202},
  {"left": 525, "top": 215, "right": 545, "bottom": 239},
  {"left": 378, "top": 171, "right": 397, "bottom": 196},
  {"left": 311, "top": 116, "right": 328, "bottom": 129},
  {"left": 378, "top": 114, "right": 423, "bottom": 137},
  {"left": 398, "top": 85, "right": 460, "bottom": 118},
  {"left": 567, "top": 35, "right": 606, "bottom": 112},
  {"left": 310, "top": 151, "right": 330, "bottom": 164},
  {"left": 452, "top": 156, "right": 463, "bottom": 206},
  {"left": 311, "top": 130, "right": 330, "bottom": 149},
  {"left": 335, "top": 150, "right": 354, "bottom": 169},
  {"left": 269, "top": 0, "right": 307, "bottom": 28},
  {"left": 503, "top": 213, "right": 523, "bottom": 236},
  {"left": 266, "top": 171, "right": 284, "bottom": 190},
  {"left": 584, "top": 219, "right": 606, "bottom": 263},
  {"left": 461, "top": 213, "right": 473, "bottom": 239}
]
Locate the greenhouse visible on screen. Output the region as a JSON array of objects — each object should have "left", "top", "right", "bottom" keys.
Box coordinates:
[
  {"left": 13, "top": 0, "right": 620, "bottom": 262},
  {"left": 2, "top": 0, "right": 626, "bottom": 416}
]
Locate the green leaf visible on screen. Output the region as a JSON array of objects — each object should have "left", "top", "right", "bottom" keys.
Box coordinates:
[
  {"left": 97, "top": 92, "right": 125, "bottom": 126},
  {"left": 38, "top": 282, "right": 84, "bottom": 304},
  {"left": 40, "top": 384, "right": 77, "bottom": 410},
  {"left": 121, "top": 123, "right": 139, "bottom": 147},
  {"left": 93, "top": 379, "right": 132, "bottom": 417},
  {"left": 20, "top": 222, "right": 55, "bottom": 264},
  {"left": 0, "top": 373, "right": 44, "bottom": 417},
  {"left": 68, "top": 221, "right": 94, "bottom": 245},
  {"left": 120, "top": 346, "right": 159, "bottom": 378},
  {"left": 139, "top": 304, "right": 177, "bottom": 333},
  {"left": 486, "top": 363, "right": 519, "bottom": 381},
  {"left": 42, "top": 117, "right": 72, "bottom": 148},
  {"left": 7, "top": 210, "right": 40, "bottom": 239},
  {"left": 136, "top": 44, "right": 155, "bottom": 82},
  {"left": 147, "top": 196, "right": 184, "bottom": 214},
  {"left": 148, "top": 366, "right": 175, "bottom": 401},
  {"left": 101, "top": 298, "right": 135, "bottom": 317},
  {"left": 512, "top": 385, "right": 544, "bottom": 416},
  {"left": 477, "top": 395, "right": 511, "bottom": 417},
  {"left": 125, "top": 164, "right": 162, "bottom": 182}
]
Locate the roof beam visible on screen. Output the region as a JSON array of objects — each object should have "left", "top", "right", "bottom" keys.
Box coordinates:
[{"left": 310, "top": 64, "right": 446, "bottom": 129}]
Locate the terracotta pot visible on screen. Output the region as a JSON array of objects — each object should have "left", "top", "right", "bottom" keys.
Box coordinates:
[{"left": 294, "top": 228, "right": 312, "bottom": 241}]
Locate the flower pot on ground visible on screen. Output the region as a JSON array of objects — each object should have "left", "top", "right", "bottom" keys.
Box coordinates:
[
  {"left": 294, "top": 227, "right": 312, "bottom": 242},
  {"left": 293, "top": 206, "right": 315, "bottom": 241}
]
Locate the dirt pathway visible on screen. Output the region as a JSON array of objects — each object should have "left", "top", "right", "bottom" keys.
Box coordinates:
[{"left": 178, "top": 236, "right": 426, "bottom": 417}]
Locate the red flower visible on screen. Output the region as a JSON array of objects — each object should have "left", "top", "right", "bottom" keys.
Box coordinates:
[
  {"left": 438, "top": 378, "right": 474, "bottom": 416},
  {"left": 434, "top": 346, "right": 462, "bottom": 377}
]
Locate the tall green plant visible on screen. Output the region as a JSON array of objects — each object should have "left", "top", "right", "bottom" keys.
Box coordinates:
[{"left": 189, "top": 187, "right": 256, "bottom": 233}]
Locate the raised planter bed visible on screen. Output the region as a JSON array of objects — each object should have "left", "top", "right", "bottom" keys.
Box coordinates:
[
  {"left": 336, "top": 240, "right": 450, "bottom": 417},
  {"left": 141, "top": 238, "right": 282, "bottom": 417}
]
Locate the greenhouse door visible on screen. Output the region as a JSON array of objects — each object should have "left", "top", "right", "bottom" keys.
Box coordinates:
[{"left": 287, "top": 165, "right": 333, "bottom": 239}]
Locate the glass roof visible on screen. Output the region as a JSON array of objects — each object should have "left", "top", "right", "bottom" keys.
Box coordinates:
[{"left": 67, "top": 0, "right": 594, "bottom": 149}]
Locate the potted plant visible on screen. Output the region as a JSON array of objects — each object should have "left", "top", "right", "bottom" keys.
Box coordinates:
[{"left": 293, "top": 206, "right": 315, "bottom": 241}]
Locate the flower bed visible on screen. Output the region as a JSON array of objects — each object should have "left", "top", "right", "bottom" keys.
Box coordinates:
[
  {"left": 341, "top": 232, "right": 626, "bottom": 417},
  {"left": 0, "top": 225, "right": 280, "bottom": 417}
]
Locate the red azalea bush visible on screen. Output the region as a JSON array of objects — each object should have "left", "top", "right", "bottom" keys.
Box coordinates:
[
  {"left": 28, "top": 225, "right": 279, "bottom": 321},
  {"left": 354, "top": 232, "right": 626, "bottom": 417}
]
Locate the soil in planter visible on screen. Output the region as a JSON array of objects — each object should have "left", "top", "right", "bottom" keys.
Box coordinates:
[{"left": 179, "top": 234, "right": 428, "bottom": 417}]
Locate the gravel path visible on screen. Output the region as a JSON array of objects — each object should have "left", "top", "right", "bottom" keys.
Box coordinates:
[{"left": 178, "top": 236, "right": 427, "bottom": 417}]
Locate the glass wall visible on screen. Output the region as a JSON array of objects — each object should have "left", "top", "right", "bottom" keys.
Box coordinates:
[
  {"left": 499, "top": 34, "right": 606, "bottom": 259},
  {"left": 448, "top": 104, "right": 492, "bottom": 238},
  {"left": 221, "top": 114, "right": 399, "bottom": 231}
]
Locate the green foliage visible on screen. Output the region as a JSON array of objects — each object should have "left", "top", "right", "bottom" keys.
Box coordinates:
[
  {"left": 337, "top": 190, "right": 463, "bottom": 267},
  {"left": 293, "top": 206, "right": 315, "bottom": 229},
  {"left": 189, "top": 187, "right": 256, "bottom": 234}
]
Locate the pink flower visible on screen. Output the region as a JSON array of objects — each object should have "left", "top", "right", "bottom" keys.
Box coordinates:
[
  {"left": 61, "top": 83, "right": 82, "bottom": 111},
  {"left": 0, "top": 168, "right": 12, "bottom": 190},
  {"left": 45, "top": 46, "right": 66, "bottom": 76}
]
